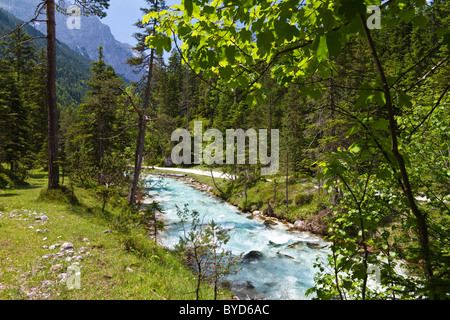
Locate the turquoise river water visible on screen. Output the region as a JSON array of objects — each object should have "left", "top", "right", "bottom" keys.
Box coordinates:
[{"left": 145, "top": 175, "right": 330, "bottom": 300}]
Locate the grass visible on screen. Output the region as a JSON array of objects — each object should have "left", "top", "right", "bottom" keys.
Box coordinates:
[{"left": 0, "top": 169, "right": 226, "bottom": 300}]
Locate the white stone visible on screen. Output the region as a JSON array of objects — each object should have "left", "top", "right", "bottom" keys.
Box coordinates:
[
  {"left": 50, "top": 264, "right": 63, "bottom": 272},
  {"left": 79, "top": 247, "right": 88, "bottom": 254},
  {"left": 41, "top": 280, "right": 53, "bottom": 288},
  {"left": 35, "top": 215, "right": 49, "bottom": 221},
  {"left": 57, "top": 273, "right": 67, "bottom": 282},
  {"left": 61, "top": 242, "right": 74, "bottom": 250}
]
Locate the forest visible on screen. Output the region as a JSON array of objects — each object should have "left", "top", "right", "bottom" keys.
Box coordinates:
[{"left": 0, "top": 0, "right": 449, "bottom": 300}]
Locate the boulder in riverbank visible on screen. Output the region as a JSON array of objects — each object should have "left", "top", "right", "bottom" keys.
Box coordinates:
[{"left": 292, "top": 209, "right": 331, "bottom": 236}]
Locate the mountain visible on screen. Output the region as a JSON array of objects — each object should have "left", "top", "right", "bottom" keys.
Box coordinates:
[
  {"left": 0, "top": 7, "right": 93, "bottom": 106},
  {"left": 0, "top": 0, "right": 142, "bottom": 82}
]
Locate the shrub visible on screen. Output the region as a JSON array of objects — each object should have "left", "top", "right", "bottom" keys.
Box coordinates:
[
  {"left": 0, "top": 172, "right": 13, "bottom": 188},
  {"left": 295, "top": 192, "right": 314, "bottom": 206},
  {"left": 37, "top": 186, "right": 79, "bottom": 205},
  {"left": 0, "top": 169, "right": 29, "bottom": 189}
]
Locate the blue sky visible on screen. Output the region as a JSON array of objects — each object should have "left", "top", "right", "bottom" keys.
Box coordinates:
[{"left": 102, "top": 0, "right": 180, "bottom": 46}]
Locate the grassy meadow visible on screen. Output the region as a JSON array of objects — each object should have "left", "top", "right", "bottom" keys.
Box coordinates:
[{"left": 0, "top": 169, "right": 224, "bottom": 300}]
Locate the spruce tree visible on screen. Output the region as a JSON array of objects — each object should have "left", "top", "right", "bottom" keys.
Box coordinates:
[
  {"left": 71, "top": 46, "right": 127, "bottom": 170},
  {"left": 127, "top": 0, "right": 166, "bottom": 205},
  {"left": 0, "top": 61, "right": 25, "bottom": 173}
]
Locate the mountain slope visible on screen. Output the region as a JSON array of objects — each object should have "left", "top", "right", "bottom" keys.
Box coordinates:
[
  {"left": 0, "top": 8, "right": 92, "bottom": 106},
  {"left": 0, "top": 0, "right": 141, "bottom": 82}
]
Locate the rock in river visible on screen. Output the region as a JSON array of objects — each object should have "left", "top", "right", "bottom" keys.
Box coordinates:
[
  {"left": 268, "top": 240, "right": 285, "bottom": 247},
  {"left": 287, "top": 241, "right": 305, "bottom": 249},
  {"left": 242, "top": 250, "right": 264, "bottom": 262},
  {"left": 276, "top": 251, "right": 294, "bottom": 259}
]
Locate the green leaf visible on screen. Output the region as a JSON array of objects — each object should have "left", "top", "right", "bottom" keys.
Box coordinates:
[
  {"left": 349, "top": 142, "right": 361, "bottom": 154},
  {"left": 338, "top": 0, "right": 366, "bottom": 21},
  {"left": 184, "top": 0, "right": 193, "bottom": 17},
  {"left": 399, "top": 8, "right": 416, "bottom": 23},
  {"left": 366, "top": 91, "right": 386, "bottom": 106},
  {"left": 372, "top": 118, "right": 389, "bottom": 131},
  {"left": 347, "top": 125, "right": 359, "bottom": 137},
  {"left": 435, "top": 27, "right": 450, "bottom": 37},
  {"left": 412, "top": 15, "right": 427, "bottom": 28},
  {"left": 178, "top": 25, "right": 192, "bottom": 37},
  {"left": 257, "top": 29, "right": 275, "bottom": 53},
  {"left": 274, "top": 19, "right": 296, "bottom": 42},
  {"left": 239, "top": 28, "right": 252, "bottom": 43},
  {"left": 225, "top": 46, "right": 236, "bottom": 65},
  {"left": 326, "top": 31, "right": 341, "bottom": 57},
  {"left": 163, "top": 37, "right": 172, "bottom": 52},
  {"left": 397, "top": 91, "right": 412, "bottom": 108},
  {"left": 317, "top": 35, "right": 328, "bottom": 62},
  {"left": 443, "top": 33, "right": 450, "bottom": 51},
  {"left": 203, "top": 5, "right": 215, "bottom": 15},
  {"left": 219, "top": 65, "right": 233, "bottom": 81}
]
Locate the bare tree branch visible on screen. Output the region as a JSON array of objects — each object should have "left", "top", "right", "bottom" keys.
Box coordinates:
[{"left": 0, "top": 1, "right": 46, "bottom": 41}]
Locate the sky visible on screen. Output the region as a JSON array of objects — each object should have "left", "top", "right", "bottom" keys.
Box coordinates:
[{"left": 102, "top": 0, "right": 180, "bottom": 46}]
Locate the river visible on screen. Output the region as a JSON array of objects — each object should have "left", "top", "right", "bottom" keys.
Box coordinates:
[{"left": 144, "top": 174, "right": 330, "bottom": 300}]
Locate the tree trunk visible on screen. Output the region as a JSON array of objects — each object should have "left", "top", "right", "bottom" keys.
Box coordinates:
[
  {"left": 153, "top": 211, "right": 158, "bottom": 242},
  {"left": 46, "top": 0, "right": 59, "bottom": 189},
  {"left": 128, "top": 48, "right": 155, "bottom": 205},
  {"left": 359, "top": 14, "right": 433, "bottom": 286},
  {"left": 129, "top": 115, "right": 147, "bottom": 204},
  {"left": 128, "top": 0, "right": 161, "bottom": 205},
  {"left": 210, "top": 168, "right": 225, "bottom": 196},
  {"left": 285, "top": 151, "right": 289, "bottom": 210},
  {"left": 273, "top": 178, "right": 277, "bottom": 204}
]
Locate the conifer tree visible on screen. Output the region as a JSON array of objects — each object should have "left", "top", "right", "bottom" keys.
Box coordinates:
[
  {"left": 44, "top": 0, "right": 110, "bottom": 189},
  {"left": 0, "top": 28, "right": 44, "bottom": 174},
  {"left": 127, "top": 0, "right": 166, "bottom": 205},
  {"left": 0, "top": 61, "right": 24, "bottom": 173},
  {"left": 70, "top": 46, "right": 127, "bottom": 171}
]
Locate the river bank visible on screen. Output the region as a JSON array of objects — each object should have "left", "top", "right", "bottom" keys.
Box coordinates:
[
  {"left": 143, "top": 174, "right": 330, "bottom": 300},
  {"left": 143, "top": 169, "right": 330, "bottom": 238}
]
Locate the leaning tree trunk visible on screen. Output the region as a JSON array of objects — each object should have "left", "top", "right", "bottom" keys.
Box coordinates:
[
  {"left": 359, "top": 14, "right": 433, "bottom": 289},
  {"left": 46, "top": 0, "right": 59, "bottom": 189},
  {"left": 128, "top": 48, "right": 155, "bottom": 205},
  {"left": 129, "top": 114, "right": 147, "bottom": 204}
]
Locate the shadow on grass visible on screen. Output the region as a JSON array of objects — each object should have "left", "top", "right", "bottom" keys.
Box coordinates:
[
  {"left": 30, "top": 173, "right": 47, "bottom": 180},
  {"left": 18, "top": 184, "right": 44, "bottom": 190},
  {"left": 0, "top": 193, "right": 19, "bottom": 198}
]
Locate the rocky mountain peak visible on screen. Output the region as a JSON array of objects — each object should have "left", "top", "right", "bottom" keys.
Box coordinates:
[{"left": 0, "top": 0, "right": 142, "bottom": 82}]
